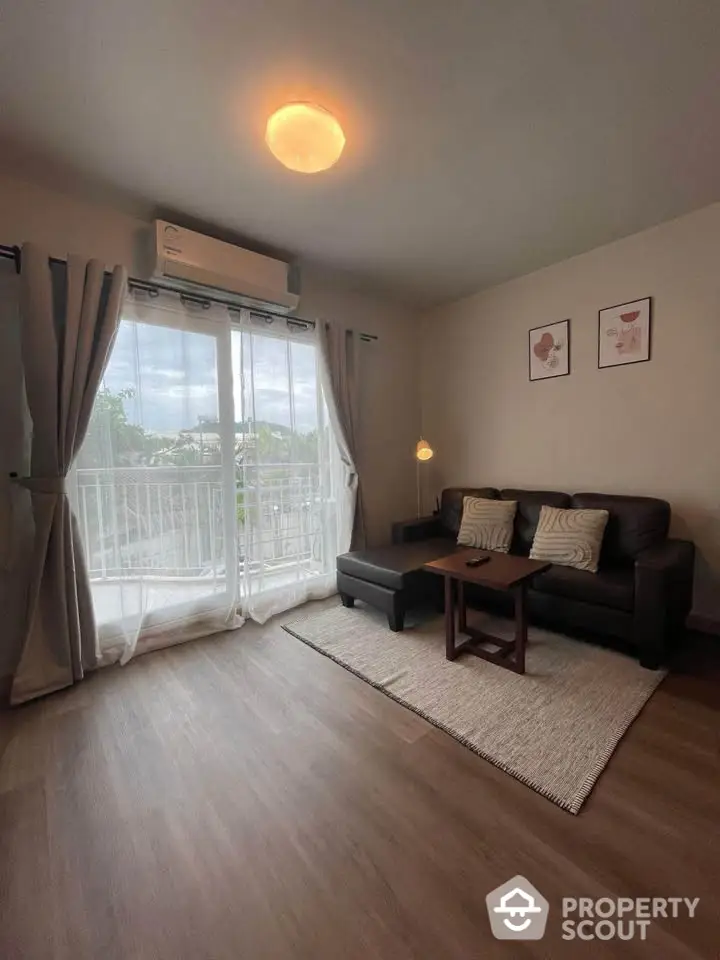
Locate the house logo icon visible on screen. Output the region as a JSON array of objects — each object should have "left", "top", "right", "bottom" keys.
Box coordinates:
[{"left": 485, "top": 876, "right": 549, "bottom": 940}]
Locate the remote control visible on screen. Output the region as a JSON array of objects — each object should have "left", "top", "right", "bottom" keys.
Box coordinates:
[{"left": 466, "top": 556, "right": 490, "bottom": 568}]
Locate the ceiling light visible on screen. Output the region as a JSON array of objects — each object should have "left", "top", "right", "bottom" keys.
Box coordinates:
[{"left": 265, "top": 102, "right": 345, "bottom": 173}]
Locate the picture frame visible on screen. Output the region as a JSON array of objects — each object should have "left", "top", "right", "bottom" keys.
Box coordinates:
[
  {"left": 528, "top": 319, "right": 570, "bottom": 381},
  {"left": 598, "top": 297, "right": 652, "bottom": 368}
]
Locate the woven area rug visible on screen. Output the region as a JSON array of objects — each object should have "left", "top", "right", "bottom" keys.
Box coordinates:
[{"left": 283, "top": 604, "right": 666, "bottom": 813}]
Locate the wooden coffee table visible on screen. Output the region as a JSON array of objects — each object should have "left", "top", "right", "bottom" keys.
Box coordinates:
[{"left": 423, "top": 549, "right": 550, "bottom": 674}]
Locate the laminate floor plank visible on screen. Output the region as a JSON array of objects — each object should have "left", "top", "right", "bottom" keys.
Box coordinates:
[{"left": 1, "top": 599, "right": 718, "bottom": 959}]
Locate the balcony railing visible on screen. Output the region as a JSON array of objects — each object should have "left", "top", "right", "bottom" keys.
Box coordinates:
[{"left": 72, "top": 463, "right": 329, "bottom": 582}]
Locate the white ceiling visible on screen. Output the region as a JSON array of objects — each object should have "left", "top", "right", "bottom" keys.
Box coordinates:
[{"left": 1, "top": 0, "right": 719, "bottom": 305}]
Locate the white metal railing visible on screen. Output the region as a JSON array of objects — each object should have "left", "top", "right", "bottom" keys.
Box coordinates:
[{"left": 73, "top": 463, "right": 328, "bottom": 581}]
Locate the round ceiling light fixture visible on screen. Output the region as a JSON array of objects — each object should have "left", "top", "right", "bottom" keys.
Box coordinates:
[{"left": 265, "top": 102, "right": 346, "bottom": 173}]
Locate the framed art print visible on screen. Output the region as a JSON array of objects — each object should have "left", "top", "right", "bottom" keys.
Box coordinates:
[
  {"left": 598, "top": 297, "right": 652, "bottom": 368},
  {"left": 528, "top": 319, "right": 570, "bottom": 381}
]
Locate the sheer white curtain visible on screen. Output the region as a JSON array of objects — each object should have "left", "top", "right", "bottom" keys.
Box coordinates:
[
  {"left": 70, "top": 289, "right": 349, "bottom": 664},
  {"left": 233, "top": 312, "right": 352, "bottom": 622}
]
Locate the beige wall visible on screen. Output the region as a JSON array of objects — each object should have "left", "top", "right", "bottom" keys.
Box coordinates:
[
  {"left": 0, "top": 171, "right": 420, "bottom": 671},
  {"left": 421, "top": 202, "right": 720, "bottom": 621}
]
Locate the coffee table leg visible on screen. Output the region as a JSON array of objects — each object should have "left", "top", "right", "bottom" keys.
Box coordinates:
[
  {"left": 445, "top": 574, "right": 456, "bottom": 660},
  {"left": 514, "top": 582, "right": 527, "bottom": 674},
  {"left": 457, "top": 579, "right": 466, "bottom": 634}
]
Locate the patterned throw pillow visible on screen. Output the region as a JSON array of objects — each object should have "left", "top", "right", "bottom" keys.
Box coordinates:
[
  {"left": 529, "top": 505, "right": 609, "bottom": 573},
  {"left": 456, "top": 497, "right": 517, "bottom": 553}
]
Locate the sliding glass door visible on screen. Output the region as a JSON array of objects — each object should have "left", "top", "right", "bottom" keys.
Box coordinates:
[
  {"left": 71, "top": 291, "right": 345, "bottom": 663},
  {"left": 231, "top": 316, "right": 342, "bottom": 622}
]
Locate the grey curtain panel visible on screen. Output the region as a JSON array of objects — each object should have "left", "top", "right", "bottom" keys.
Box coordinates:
[
  {"left": 10, "top": 244, "right": 127, "bottom": 705},
  {"left": 317, "top": 320, "right": 366, "bottom": 548}
]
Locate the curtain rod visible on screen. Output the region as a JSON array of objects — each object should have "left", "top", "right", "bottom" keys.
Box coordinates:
[{"left": 0, "top": 244, "right": 378, "bottom": 342}]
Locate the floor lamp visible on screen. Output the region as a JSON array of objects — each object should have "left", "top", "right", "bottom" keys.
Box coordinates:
[{"left": 415, "top": 438, "right": 434, "bottom": 517}]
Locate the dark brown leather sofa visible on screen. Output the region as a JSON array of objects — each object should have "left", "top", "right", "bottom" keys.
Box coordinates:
[{"left": 336, "top": 486, "right": 695, "bottom": 669}]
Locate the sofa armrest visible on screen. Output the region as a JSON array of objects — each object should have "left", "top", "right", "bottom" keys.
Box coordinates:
[
  {"left": 392, "top": 515, "right": 443, "bottom": 544},
  {"left": 634, "top": 538, "right": 695, "bottom": 667},
  {"left": 635, "top": 538, "right": 695, "bottom": 577}
]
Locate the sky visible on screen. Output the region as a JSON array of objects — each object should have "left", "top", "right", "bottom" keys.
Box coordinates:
[{"left": 103, "top": 317, "right": 320, "bottom": 435}]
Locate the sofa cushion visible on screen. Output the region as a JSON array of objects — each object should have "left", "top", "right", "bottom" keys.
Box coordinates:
[
  {"left": 337, "top": 539, "right": 457, "bottom": 590},
  {"left": 533, "top": 564, "right": 634, "bottom": 613},
  {"left": 500, "top": 488, "right": 571, "bottom": 555},
  {"left": 571, "top": 493, "right": 670, "bottom": 564},
  {"left": 529, "top": 505, "right": 609, "bottom": 573},
  {"left": 457, "top": 496, "right": 517, "bottom": 552},
  {"left": 440, "top": 487, "right": 499, "bottom": 536}
]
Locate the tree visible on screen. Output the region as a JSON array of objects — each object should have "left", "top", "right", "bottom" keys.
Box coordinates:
[
  {"left": 77, "top": 388, "right": 162, "bottom": 468},
  {"left": 150, "top": 431, "right": 215, "bottom": 466},
  {"left": 78, "top": 390, "right": 324, "bottom": 470}
]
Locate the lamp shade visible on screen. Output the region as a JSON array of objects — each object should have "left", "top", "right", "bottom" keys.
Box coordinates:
[
  {"left": 415, "top": 439, "right": 434, "bottom": 462},
  {"left": 265, "top": 102, "right": 346, "bottom": 173}
]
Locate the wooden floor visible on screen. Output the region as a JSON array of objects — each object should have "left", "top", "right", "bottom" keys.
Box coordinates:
[{"left": 1, "top": 600, "right": 718, "bottom": 960}]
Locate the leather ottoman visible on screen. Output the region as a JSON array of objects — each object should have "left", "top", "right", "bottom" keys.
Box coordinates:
[{"left": 336, "top": 538, "right": 457, "bottom": 630}]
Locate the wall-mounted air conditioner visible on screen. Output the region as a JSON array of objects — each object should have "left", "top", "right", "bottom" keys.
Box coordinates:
[{"left": 152, "top": 220, "right": 300, "bottom": 312}]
